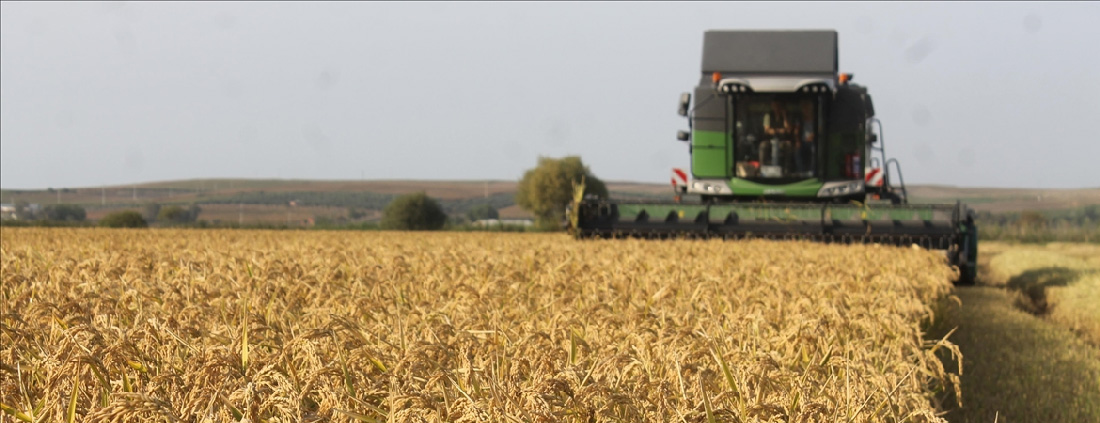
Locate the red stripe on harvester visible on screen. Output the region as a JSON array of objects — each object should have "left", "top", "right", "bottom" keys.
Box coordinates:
[
  {"left": 673, "top": 168, "right": 688, "bottom": 183},
  {"left": 865, "top": 168, "right": 880, "bottom": 182}
]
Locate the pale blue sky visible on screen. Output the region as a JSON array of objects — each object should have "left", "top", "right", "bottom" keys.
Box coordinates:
[{"left": 2, "top": 2, "right": 1097, "bottom": 189}]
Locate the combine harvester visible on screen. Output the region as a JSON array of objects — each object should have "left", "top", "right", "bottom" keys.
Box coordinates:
[{"left": 571, "top": 30, "right": 977, "bottom": 284}]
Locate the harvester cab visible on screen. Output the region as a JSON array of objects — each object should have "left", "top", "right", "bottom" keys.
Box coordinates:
[
  {"left": 572, "top": 30, "right": 978, "bottom": 285},
  {"left": 672, "top": 30, "right": 905, "bottom": 205}
]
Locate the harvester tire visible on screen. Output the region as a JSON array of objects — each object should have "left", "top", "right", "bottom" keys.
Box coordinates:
[{"left": 955, "top": 219, "right": 978, "bottom": 286}]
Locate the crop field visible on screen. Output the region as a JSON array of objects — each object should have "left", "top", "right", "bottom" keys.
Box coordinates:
[{"left": 1, "top": 228, "right": 960, "bottom": 422}]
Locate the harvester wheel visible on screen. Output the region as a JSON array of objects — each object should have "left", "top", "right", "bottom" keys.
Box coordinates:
[
  {"left": 956, "top": 248, "right": 975, "bottom": 285},
  {"left": 954, "top": 217, "right": 978, "bottom": 286}
]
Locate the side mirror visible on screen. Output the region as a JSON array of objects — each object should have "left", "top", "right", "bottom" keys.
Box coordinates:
[
  {"left": 867, "top": 133, "right": 878, "bottom": 143},
  {"left": 677, "top": 92, "right": 691, "bottom": 117},
  {"left": 676, "top": 130, "right": 690, "bottom": 142}
]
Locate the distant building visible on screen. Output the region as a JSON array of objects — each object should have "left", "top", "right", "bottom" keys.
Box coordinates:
[
  {"left": 0, "top": 204, "right": 14, "bottom": 220},
  {"left": 1, "top": 203, "right": 40, "bottom": 220}
]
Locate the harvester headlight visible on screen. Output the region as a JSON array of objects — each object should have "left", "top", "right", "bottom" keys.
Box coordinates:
[
  {"left": 817, "top": 181, "right": 865, "bottom": 197},
  {"left": 718, "top": 83, "right": 749, "bottom": 94},
  {"left": 690, "top": 180, "right": 732, "bottom": 195}
]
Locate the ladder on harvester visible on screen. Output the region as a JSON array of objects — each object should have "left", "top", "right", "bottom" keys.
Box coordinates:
[{"left": 867, "top": 117, "right": 908, "bottom": 204}]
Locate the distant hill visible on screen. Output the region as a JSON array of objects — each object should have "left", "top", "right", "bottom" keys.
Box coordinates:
[
  {"left": 906, "top": 185, "right": 1100, "bottom": 213},
  {"left": 3, "top": 179, "right": 1097, "bottom": 225}
]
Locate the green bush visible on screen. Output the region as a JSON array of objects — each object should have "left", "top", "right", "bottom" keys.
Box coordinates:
[
  {"left": 156, "top": 204, "right": 202, "bottom": 224},
  {"left": 42, "top": 204, "right": 87, "bottom": 221},
  {"left": 99, "top": 210, "right": 148, "bottom": 228},
  {"left": 380, "top": 192, "right": 447, "bottom": 230},
  {"left": 158, "top": 205, "right": 189, "bottom": 223}
]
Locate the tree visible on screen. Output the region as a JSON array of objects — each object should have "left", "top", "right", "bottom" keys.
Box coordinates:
[
  {"left": 516, "top": 156, "right": 608, "bottom": 230},
  {"left": 380, "top": 192, "right": 447, "bottom": 230},
  {"left": 42, "top": 204, "right": 86, "bottom": 221},
  {"left": 157, "top": 204, "right": 201, "bottom": 224},
  {"left": 466, "top": 204, "right": 499, "bottom": 221},
  {"left": 143, "top": 202, "right": 162, "bottom": 222},
  {"left": 100, "top": 210, "right": 147, "bottom": 228},
  {"left": 187, "top": 203, "right": 202, "bottom": 222},
  {"left": 158, "top": 205, "right": 190, "bottom": 223}
]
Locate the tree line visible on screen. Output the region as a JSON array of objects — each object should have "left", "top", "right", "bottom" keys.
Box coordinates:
[{"left": 4, "top": 155, "right": 608, "bottom": 232}]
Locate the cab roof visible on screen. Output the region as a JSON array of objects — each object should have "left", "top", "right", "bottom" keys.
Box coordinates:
[{"left": 702, "top": 30, "right": 838, "bottom": 76}]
